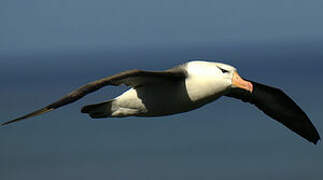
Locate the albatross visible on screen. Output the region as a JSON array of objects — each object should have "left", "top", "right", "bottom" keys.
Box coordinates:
[{"left": 1, "top": 61, "right": 320, "bottom": 144}]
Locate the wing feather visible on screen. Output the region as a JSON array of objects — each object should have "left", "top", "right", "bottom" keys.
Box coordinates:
[
  {"left": 1, "top": 68, "right": 186, "bottom": 126},
  {"left": 226, "top": 80, "right": 320, "bottom": 144}
]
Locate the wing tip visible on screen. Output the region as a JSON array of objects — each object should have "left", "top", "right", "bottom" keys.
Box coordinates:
[
  {"left": 1, "top": 107, "right": 55, "bottom": 127},
  {"left": 1, "top": 118, "right": 21, "bottom": 127},
  {"left": 306, "top": 125, "right": 321, "bottom": 145},
  {"left": 312, "top": 137, "right": 321, "bottom": 145}
]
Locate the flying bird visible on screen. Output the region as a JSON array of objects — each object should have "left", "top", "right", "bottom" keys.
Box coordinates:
[{"left": 1, "top": 61, "right": 320, "bottom": 144}]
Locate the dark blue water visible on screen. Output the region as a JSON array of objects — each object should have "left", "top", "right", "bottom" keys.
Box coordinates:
[{"left": 1, "top": 42, "right": 323, "bottom": 180}]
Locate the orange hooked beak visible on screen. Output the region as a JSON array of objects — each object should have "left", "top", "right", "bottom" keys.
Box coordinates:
[{"left": 232, "top": 72, "right": 253, "bottom": 93}]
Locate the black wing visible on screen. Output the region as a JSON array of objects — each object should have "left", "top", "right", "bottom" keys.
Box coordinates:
[
  {"left": 226, "top": 80, "right": 320, "bottom": 144},
  {"left": 1, "top": 68, "right": 186, "bottom": 126}
]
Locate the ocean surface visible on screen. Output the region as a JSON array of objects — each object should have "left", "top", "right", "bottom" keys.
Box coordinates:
[{"left": 1, "top": 42, "right": 323, "bottom": 180}]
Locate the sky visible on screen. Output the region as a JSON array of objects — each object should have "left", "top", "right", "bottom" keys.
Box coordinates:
[
  {"left": 1, "top": 0, "right": 323, "bottom": 53},
  {"left": 1, "top": 0, "right": 323, "bottom": 180}
]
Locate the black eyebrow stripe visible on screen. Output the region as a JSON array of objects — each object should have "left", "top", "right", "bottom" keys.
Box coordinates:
[{"left": 218, "top": 66, "right": 229, "bottom": 73}]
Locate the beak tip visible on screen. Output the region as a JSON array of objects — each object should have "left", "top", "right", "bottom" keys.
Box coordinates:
[
  {"left": 232, "top": 72, "right": 253, "bottom": 93},
  {"left": 248, "top": 82, "right": 253, "bottom": 93}
]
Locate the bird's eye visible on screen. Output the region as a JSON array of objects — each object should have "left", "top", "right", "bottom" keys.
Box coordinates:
[{"left": 219, "top": 67, "right": 229, "bottom": 73}]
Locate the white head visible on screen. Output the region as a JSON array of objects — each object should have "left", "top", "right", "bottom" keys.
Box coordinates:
[{"left": 186, "top": 61, "right": 253, "bottom": 93}]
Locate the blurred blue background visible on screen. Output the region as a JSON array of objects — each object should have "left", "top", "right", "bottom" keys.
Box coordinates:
[{"left": 1, "top": 0, "right": 323, "bottom": 179}]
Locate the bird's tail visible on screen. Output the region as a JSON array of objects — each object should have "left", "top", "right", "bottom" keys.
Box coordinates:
[{"left": 81, "top": 99, "right": 115, "bottom": 118}]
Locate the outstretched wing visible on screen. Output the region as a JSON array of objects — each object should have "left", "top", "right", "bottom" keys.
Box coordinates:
[
  {"left": 226, "top": 80, "right": 320, "bottom": 144},
  {"left": 1, "top": 68, "right": 186, "bottom": 126}
]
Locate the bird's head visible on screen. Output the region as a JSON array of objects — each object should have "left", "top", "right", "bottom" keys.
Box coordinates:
[{"left": 214, "top": 62, "right": 253, "bottom": 93}]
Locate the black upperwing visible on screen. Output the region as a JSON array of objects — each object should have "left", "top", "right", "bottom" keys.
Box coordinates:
[
  {"left": 226, "top": 80, "right": 320, "bottom": 144},
  {"left": 1, "top": 68, "right": 186, "bottom": 127}
]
